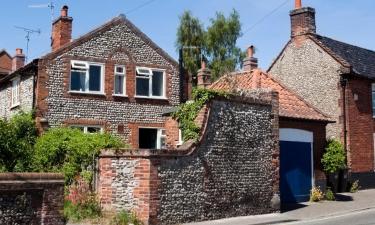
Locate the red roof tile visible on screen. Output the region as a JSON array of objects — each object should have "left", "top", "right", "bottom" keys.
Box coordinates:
[{"left": 210, "top": 69, "right": 332, "bottom": 122}]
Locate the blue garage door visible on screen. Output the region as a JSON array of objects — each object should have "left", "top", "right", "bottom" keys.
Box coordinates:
[{"left": 280, "top": 141, "right": 312, "bottom": 203}]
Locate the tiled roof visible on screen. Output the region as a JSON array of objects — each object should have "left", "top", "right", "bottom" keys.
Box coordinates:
[
  {"left": 210, "top": 69, "right": 332, "bottom": 122},
  {"left": 310, "top": 35, "right": 375, "bottom": 79}
]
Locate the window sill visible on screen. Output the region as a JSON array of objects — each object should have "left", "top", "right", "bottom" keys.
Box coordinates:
[
  {"left": 10, "top": 103, "right": 20, "bottom": 109},
  {"left": 135, "top": 95, "right": 167, "bottom": 100},
  {"left": 68, "top": 91, "right": 106, "bottom": 96},
  {"left": 112, "top": 94, "right": 128, "bottom": 97}
]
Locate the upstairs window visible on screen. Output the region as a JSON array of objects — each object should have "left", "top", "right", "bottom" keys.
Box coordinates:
[
  {"left": 70, "top": 60, "right": 104, "bottom": 94},
  {"left": 139, "top": 128, "right": 166, "bottom": 149},
  {"left": 136, "top": 67, "right": 165, "bottom": 98},
  {"left": 114, "top": 65, "right": 126, "bottom": 95},
  {"left": 11, "top": 77, "right": 20, "bottom": 108},
  {"left": 372, "top": 84, "right": 375, "bottom": 117}
]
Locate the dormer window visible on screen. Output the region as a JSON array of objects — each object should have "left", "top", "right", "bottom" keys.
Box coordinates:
[
  {"left": 135, "top": 67, "right": 165, "bottom": 98},
  {"left": 70, "top": 60, "right": 104, "bottom": 94}
]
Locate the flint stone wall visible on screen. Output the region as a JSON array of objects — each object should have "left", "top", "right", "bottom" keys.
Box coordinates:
[
  {"left": 0, "top": 173, "right": 64, "bottom": 225},
  {"left": 98, "top": 92, "right": 280, "bottom": 225}
]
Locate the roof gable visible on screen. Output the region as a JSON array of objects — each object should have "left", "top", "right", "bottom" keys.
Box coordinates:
[
  {"left": 210, "top": 69, "right": 331, "bottom": 122},
  {"left": 42, "top": 15, "right": 177, "bottom": 67}
]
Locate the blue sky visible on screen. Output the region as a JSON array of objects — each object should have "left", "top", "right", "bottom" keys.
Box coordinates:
[{"left": 1, "top": 0, "right": 374, "bottom": 69}]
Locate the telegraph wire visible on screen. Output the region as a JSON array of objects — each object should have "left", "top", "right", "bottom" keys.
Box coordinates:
[
  {"left": 242, "top": 0, "right": 290, "bottom": 35},
  {"left": 125, "top": 0, "right": 157, "bottom": 15}
]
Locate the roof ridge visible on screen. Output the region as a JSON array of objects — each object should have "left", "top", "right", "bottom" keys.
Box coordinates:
[
  {"left": 315, "top": 34, "right": 375, "bottom": 54},
  {"left": 41, "top": 14, "right": 178, "bottom": 66}
]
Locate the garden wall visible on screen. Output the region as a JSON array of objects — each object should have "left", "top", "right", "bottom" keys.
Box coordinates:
[
  {"left": 0, "top": 173, "right": 64, "bottom": 225},
  {"left": 98, "top": 91, "right": 280, "bottom": 225}
]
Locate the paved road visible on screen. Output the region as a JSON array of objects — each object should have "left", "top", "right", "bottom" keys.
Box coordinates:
[{"left": 280, "top": 208, "right": 375, "bottom": 225}]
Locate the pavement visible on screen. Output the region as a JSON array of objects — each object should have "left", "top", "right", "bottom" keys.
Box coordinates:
[{"left": 185, "top": 189, "right": 375, "bottom": 225}]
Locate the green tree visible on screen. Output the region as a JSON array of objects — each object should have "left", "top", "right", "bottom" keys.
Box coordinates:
[
  {"left": 176, "top": 9, "right": 244, "bottom": 82},
  {"left": 0, "top": 112, "right": 37, "bottom": 172},
  {"left": 321, "top": 139, "right": 346, "bottom": 173},
  {"left": 205, "top": 9, "right": 244, "bottom": 80},
  {"left": 176, "top": 11, "right": 205, "bottom": 83}
]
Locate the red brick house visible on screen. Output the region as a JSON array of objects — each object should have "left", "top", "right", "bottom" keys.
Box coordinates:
[
  {"left": 209, "top": 47, "right": 333, "bottom": 202},
  {"left": 268, "top": 0, "right": 375, "bottom": 188},
  {"left": 0, "top": 6, "right": 181, "bottom": 149}
]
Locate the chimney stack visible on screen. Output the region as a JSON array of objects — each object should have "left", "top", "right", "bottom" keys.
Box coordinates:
[
  {"left": 290, "top": 0, "right": 316, "bottom": 37},
  {"left": 197, "top": 61, "right": 212, "bottom": 89},
  {"left": 243, "top": 45, "right": 258, "bottom": 71},
  {"left": 12, "top": 48, "right": 25, "bottom": 71},
  {"left": 51, "top": 5, "right": 73, "bottom": 51}
]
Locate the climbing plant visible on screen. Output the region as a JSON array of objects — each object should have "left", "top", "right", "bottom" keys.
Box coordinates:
[{"left": 172, "top": 88, "right": 228, "bottom": 141}]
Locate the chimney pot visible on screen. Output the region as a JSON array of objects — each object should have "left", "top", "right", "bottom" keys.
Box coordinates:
[
  {"left": 16, "top": 48, "right": 23, "bottom": 55},
  {"left": 295, "top": 0, "right": 302, "bottom": 9},
  {"left": 52, "top": 5, "right": 73, "bottom": 51},
  {"left": 243, "top": 45, "right": 258, "bottom": 71},
  {"left": 12, "top": 48, "right": 25, "bottom": 71},
  {"left": 61, "top": 5, "right": 68, "bottom": 17},
  {"left": 197, "top": 61, "right": 211, "bottom": 89}
]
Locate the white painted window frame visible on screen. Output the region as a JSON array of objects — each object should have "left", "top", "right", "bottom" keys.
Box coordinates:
[
  {"left": 70, "top": 125, "right": 104, "bottom": 134},
  {"left": 138, "top": 127, "right": 166, "bottom": 149},
  {"left": 69, "top": 60, "right": 105, "bottom": 95},
  {"left": 135, "top": 67, "right": 166, "bottom": 99},
  {"left": 11, "top": 76, "right": 20, "bottom": 108},
  {"left": 177, "top": 129, "right": 183, "bottom": 146},
  {"left": 113, "top": 65, "right": 127, "bottom": 96}
]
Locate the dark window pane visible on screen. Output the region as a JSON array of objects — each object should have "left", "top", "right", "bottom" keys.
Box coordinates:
[
  {"left": 87, "top": 127, "right": 101, "bottom": 133},
  {"left": 139, "top": 128, "right": 157, "bottom": 149},
  {"left": 89, "top": 65, "right": 101, "bottom": 91},
  {"left": 115, "top": 75, "right": 124, "bottom": 94},
  {"left": 136, "top": 77, "right": 149, "bottom": 96},
  {"left": 71, "top": 71, "right": 86, "bottom": 91},
  {"left": 152, "top": 71, "right": 163, "bottom": 96}
]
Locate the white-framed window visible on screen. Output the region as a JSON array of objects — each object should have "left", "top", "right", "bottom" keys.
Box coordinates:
[
  {"left": 135, "top": 67, "right": 165, "bottom": 98},
  {"left": 114, "top": 65, "right": 126, "bottom": 96},
  {"left": 70, "top": 125, "right": 103, "bottom": 134},
  {"left": 139, "top": 128, "right": 166, "bottom": 149},
  {"left": 11, "top": 77, "right": 20, "bottom": 108},
  {"left": 372, "top": 84, "right": 375, "bottom": 117},
  {"left": 70, "top": 60, "right": 105, "bottom": 94}
]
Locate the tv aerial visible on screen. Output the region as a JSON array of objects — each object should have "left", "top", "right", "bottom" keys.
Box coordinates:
[
  {"left": 28, "top": 2, "right": 55, "bottom": 21},
  {"left": 14, "top": 26, "right": 41, "bottom": 62}
]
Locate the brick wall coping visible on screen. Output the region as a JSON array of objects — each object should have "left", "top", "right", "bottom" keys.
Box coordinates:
[
  {"left": 0, "top": 173, "right": 64, "bottom": 184},
  {"left": 100, "top": 90, "right": 278, "bottom": 159}
]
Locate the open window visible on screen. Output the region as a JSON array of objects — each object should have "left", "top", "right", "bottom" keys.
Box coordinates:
[
  {"left": 139, "top": 128, "right": 166, "bottom": 149},
  {"left": 70, "top": 60, "right": 104, "bottom": 94},
  {"left": 136, "top": 67, "right": 165, "bottom": 98}
]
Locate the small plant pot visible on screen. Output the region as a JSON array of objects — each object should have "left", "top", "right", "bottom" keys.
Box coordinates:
[
  {"left": 338, "top": 168, "right": 349, "bottom": 193},
  {"left": 327, "top": 172, "right": 339, "bottom": 193}
]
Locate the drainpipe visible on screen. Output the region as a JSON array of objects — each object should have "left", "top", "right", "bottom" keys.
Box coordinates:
[{"left": 340, "top": 76, "right": 348, "bottom": 165}]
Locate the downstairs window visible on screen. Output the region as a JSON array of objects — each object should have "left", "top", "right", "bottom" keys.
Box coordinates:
[{"left": 139, "top": 128, "right": 166, "bottom": 149}]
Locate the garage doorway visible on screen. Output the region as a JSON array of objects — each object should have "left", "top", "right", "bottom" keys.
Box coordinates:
[{"left": 280, "top": 128, "right": 313, "bottom": 203}]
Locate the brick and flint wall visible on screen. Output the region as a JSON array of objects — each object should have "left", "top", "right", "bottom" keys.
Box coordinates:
[
  {"left": 36, "top": 17, "right": 180, "bottom": 145},
  {"left": 0, "top": 173, "right": 64, "bottom": 225},
  {"left": 97, "top": 91, "right": 280, "bottom": 225}
]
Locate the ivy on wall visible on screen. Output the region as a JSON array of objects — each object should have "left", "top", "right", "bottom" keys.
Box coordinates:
[{"left": 172, "top": 88, "right": 229, "bottom": 141}]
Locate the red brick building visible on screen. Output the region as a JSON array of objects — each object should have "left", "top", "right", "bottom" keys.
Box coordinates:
[{"left": 269, "top": 0, "right": 375, "bottom": 187}]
